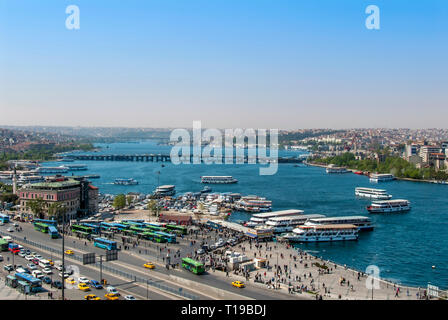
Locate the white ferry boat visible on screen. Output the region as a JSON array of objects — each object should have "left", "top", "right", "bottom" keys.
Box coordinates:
[
  {"left": 245, "top": 209, "right": 304, "bottom": 227},
  {"left": 305, "top": 216, "right": 373, "bottom": 231},
  {"left": 355, "top": 187, "right": 392, "bottom": 200},
  {"left": 114, "top": 178, "right": 139, "bottom": 185},
  {"left": 37, "top": 166, "right": 68, "bottom": 174},
  {"left": 153, "top": 185, "right": 176, "bottom": 196},
  {"left": 17, "top": 175, "right": 45, "bottom": 185},
  {"left": 283, "top": 224, "right": 359, "bottom": 242},
  {"left": 367, "top": 199, "right": 410, "bottom": 213},
  {"left": 369, "top": 173, "right": 396, "bottom": 183},
  {"left": 65, "top": 164, "right": 88, "bottom": 171},
  {"left": 235, "top": 196, "right": 272, "bottom": 213},
  {"left": 265, "top": 214, "right": 326, "bottom": 233},
  {"left": 326, "top": 164, "right": 350, "bottom": 174},
  {"left": 201, "top": 176, "right": 238, "bottom": 184}
]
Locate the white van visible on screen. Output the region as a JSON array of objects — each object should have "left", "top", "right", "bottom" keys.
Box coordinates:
[
  {"left": 2, "top": 236, "right": 12, "bottom": 243},
  {"left": 39, "top": 259, "right": 51, "bottom": 269},
  {"left": 32, "top": 270, "right": 44, "bottom": 279}
]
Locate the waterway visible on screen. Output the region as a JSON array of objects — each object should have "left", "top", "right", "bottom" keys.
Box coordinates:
[{"left": 44, "top": 141, "right": 448, "bottom": 289}]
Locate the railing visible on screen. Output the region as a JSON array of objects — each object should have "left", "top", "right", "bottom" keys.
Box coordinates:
[{"left": 0, "top": 230, "right": 199, "bottom": 300}]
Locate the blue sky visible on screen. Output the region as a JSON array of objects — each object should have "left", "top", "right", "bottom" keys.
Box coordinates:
[{"left": 0, "top": 0, "right": 447, "bottom": 129}]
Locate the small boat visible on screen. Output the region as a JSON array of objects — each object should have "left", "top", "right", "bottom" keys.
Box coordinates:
[
  {"left": 200, "top": 186, "right": 212, "bottom": 193},
  {"left": 114, "top": 178, "right": 139, "bottom": 185},
  {"left": 354, "top": 171, "right": 363, "bottom": 175}
]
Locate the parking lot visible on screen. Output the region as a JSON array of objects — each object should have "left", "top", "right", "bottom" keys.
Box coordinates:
[{"left": 0, "top": 244, "right": 141, "bottom": 300}]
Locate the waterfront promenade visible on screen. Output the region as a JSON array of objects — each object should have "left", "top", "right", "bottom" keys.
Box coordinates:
[{"left": 229, "top": 240, "right": 427, "bottom": 300}]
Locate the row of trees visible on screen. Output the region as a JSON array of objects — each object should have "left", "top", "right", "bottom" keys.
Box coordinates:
[
  {"left": 0, "top": 142, "right": 95, "bottom": 162},
  {"left": 112, "top": 193, "right": 161, "bottom": 217},
  {"left": 311, "top": 153, "right": 448, "bottom": 181}
]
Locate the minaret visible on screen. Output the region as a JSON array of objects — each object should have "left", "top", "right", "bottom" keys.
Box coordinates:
[{"left": 12, "top": 166, "right": 17, "bottom": 195}]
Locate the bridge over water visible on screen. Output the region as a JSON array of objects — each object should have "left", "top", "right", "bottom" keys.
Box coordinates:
[{"left": 65, "top": 154, "right": 305, "bottom": 164}]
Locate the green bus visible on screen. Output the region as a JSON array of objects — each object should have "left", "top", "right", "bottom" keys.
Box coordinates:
[
  {"left": 145, "top": 225, "right": 167, "bottom": 233},
  {"left": 34, "top": 222, "right": 49, "bottom": 233},
  {"left": 141, "top": 231, "right": 167, "bottom": 243},
  {"left": 129, "top": 226, "right": 147, "bottom": 233},
  {"left": 166, "top": 224, "right": 188, "bottom": 235},
  {"left": 71, "top": 224, "right": 93, "bottom": 237},
  {"left": 181, "top": 258, "right": 205, "bottom": 275},
  {"left": 0, "top": 239, "right": 9, "bottom": 251}
]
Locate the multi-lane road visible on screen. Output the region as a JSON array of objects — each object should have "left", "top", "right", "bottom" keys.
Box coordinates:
[{"left": 0, "top": 221, "right": 302, "bottom": 300}]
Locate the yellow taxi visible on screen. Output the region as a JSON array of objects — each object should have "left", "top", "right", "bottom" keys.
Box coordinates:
[
  {"left": 104, "top": 293, "right": 120, "bottom": 300},
  {"left": 85, "top": 294, "right": 100, "bottom": 300},
  {"left": 78, "top": 283, "right": 91, "bottom": 291},
  {"left": 48, "top": 259, "right": 54, "bottom": 266},
  {"left": 65, "top": 250, "right": 74, "bottom": 255},
  {"left": 231, "top": 281, "right": 245, "bottom": 288},
  {"left": 65, "top": 277, "right": 76, "bottom": 285},
  {"left": 143, "top": 262, "right": 155, "bottom": 269}
]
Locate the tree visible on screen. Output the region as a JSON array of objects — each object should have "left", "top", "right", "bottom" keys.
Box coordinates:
[
  {"left": 113, "top": 194, "right": 126, "bottom": 209},
  {"left": 126, "top": 195, "right": 133, "bottom": 206},
  {"left": 28, "top": 197, "right": 45, "bottom": 219},
  {"left": 48, "top": 202, "right": 67, "bottom": 223},
  {"left": 146, "top": 200, "right": 159, "bottom": 217}
]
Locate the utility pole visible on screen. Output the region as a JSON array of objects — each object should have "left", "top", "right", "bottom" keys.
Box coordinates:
[
  {"left": 156, "top": 171, "right": 160, "bottom": 217},
  {"left": 99, "top": 255, "right": 103, "bottom": 285},
  {"left": 61, "top": 212, "right": 65, "bottom": 300}
]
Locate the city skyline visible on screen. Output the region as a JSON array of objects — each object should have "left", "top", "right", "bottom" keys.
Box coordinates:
[{"left": 1, "top": 0, "right": 447, "bottom": 129}]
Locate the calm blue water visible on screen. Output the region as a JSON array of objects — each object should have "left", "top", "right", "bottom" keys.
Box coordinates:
[{"left": 46, "top": 141, "right": 448, "bottom": 289}]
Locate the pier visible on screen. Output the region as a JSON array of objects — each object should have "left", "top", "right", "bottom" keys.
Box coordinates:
[{"left": 64, "top": 154, "right": 305, "bottom": 164}]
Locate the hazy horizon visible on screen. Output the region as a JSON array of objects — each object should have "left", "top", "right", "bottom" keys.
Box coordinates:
[{"left": 1, "top": 1, "right": 447, "bottom": 129}]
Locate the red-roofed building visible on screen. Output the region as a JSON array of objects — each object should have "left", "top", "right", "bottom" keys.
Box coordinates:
[{"left": 158, "top": 214, "right": 192, "bottom": 225}]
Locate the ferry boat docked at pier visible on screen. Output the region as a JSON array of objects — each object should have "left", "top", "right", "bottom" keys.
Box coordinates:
[
  {"left": 367, "top": 199, "right": 410, "bottom": 213},
  {"left": 264, "top": 214, "right": 326, "bottom": 233},
  {"left": 153, "top": 185, "right": 176, "bottom": 197},
  {"left": 64, "top": 164, "right": 88, "bottom": 171},
  {"left": 355, "top": 187, "right": 392, "bottom": 200},
  {"left": 245, "top": 209, "right": 304, "bottom": 227},
  {"left": 282, "top": 224, "right": 359, "bottom": 242},
  {"left": 36, "top": 166, "right": 68, "bottom": 174},
  {"left": 326, "top": 164, "right": 350, "bottom": 174},
  {"left": 113, "top": 178, "right": 139, "bottom": 185},
  {"left": 234, "top": 196, "right": 272, "bottom": 213},
  {"left": 200, "top": 176, "right": 238, "bottom": 184},
  {"left": 369, "top": 173, "right": 396, "bottom": 183},
  {"left": 17, "top": 175, "right": 45, "bottom": 185},
  {"left": 305, "top": 216, "right": 373, "bottom": 231}
]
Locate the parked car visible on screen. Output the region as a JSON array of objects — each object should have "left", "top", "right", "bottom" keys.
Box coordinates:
[
  {"left": 106, "top": 286, "right": 119, "bottom": 295},
  {"left": 6, "top": 228, "right": 13, "bottom": 232},
  {"left": 104, "top": 293, "right": 119, "bottom": 300},
  {"left": 78, "top": 283, "right": 91, "bottom": 292},
  {"left": 0, "top": 255, "right": 3, "bottom": 262},
  {"left": 78, "top": 277, "right": 89, "bottom": 284},
  {"left": 25, "top": 255, "right": 34, "bottom": 261},
  {"left": 51, "top": 280, "right": 64, "bottom": 289},
  {"left": 59, "top": 272, "right": 70, "bottom": 278},
  {"left": 32, "top": 270, "right": 44, "bottom": 279},
  {"left": 42, "top": 276, "right": 52, "bottom": 284},
  {"left": 27, "top": 263, "right": 37, "bottom": 270},
  {"left": 3, "top": 264, "right": 13, "bottom": 271},
  {"left": 42, "top": 268, "right": 52, "bottom": 274},
  {"left": 89, "top": 280, "right": 103, "bottom": 289},
  {"left": 18, "top": 251, "right": 26, "bottom": 258},
  {"left": 196, "top": 249, "right": 205, "bottom": 255}
]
